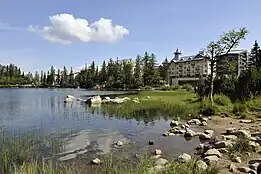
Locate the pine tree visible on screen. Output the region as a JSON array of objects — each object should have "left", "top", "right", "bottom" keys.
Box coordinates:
[
  {"left": 69, "top": 67, "right": 74, "bottom": 87},
  {"left": 134, "top": 55, "right": 143, "bottom": 87},
  {"left": 250, "top": 40, "right": 261, "bottom": 69},
  {"left": 100, "top": 60, "right": 107, "bottom": 83},
  {"left": 159, "top": 57, "right": 169, "bottom": 82}
]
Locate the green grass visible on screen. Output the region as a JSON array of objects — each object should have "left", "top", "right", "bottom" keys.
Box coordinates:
[
  {"left": 228, "top": 138, "right": 253, "bottom": 159},
  {"left": 102, "top": 89, "right": 201, "bottom": 120}
]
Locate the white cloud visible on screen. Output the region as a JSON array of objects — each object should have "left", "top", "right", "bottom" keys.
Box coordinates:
[{"left": 28, "top": 13, "right": 129, "bottom": 44}]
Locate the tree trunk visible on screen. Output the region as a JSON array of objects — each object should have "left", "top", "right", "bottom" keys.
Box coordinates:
[{"left": 209, "top": 52, "right": 214, "bottom": 106}]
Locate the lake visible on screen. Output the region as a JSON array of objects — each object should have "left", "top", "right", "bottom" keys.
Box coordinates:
[{"left": 0, "top": 88, "right": 201, "bottom": 162}]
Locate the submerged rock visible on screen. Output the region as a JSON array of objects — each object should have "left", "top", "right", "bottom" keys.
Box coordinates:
[
  {"left": 148, "top": 141, "right": 154, "bottom": 145},
  {"left": 64, "top": 97, "right": 73, "bottom": 103}
]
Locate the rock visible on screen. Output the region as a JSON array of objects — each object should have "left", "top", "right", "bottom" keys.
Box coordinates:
[
  {"left": 177, "top": 153, "right": 191, "bottom": 163},
  {"left": 178, "top": 130, "right": 186, "bottom": 134},
  {"left": 133, "top": 99, "right": 140, "bottom": 104},
  {"left": 226, "top": 128, "right": 237, "bottom": 135},
  {"left": 91, "top": 158, "right": 101, "bottom": 165},
  {"left": 204, "top": 149, "right": 222, "bottom": 158},
  {"left": 196, "top": 160, "right": 208, "bottom": 170},
  {"left": 233, "top": 156, "right": 242, "bottom": 163},
  {"left": 218, "top": 148, "right": 229, "bottom": 154},
  {"left": 205, "top": 130, "right": 214, "bottom": 135},
  {"left": 249, "top": 162, "right": 260, "bottom": 171},
  {"left": 146, "top": 96, "right": 151, "bottom": 99},
  {"left": 204, "top": 156, "right": 219, "bottom": 164},
  {"left": 184, "top": 128, "right": 196, "bottom": 137},
  {"left": 249, "top": 141, "right": 259, "bottom": 151},
  {"left": 237, "top": 167, "right": 253, "bottom": 173},
  {"left": 116, "top": 141, "right": 123, "bottom": 146},
  {"left": 64, "top": 97, "right": 73, "bottom": 103},
  {"left": 155, "top": 158, "right": 169, "bottom": 166},
  {"left": 257, "top": 163, "right": 261, "bottom": 174},
  {"left": 235, "top": 130, "right": 251, "bottom": 138},
  {"left": 154, "top": 149, "right": 162, "bottom": 155},
  {"left": 162, "top": 131, "right": 170, "bottom": 136},
  {"left": 228, "top": 163, "right": 237, "bottom": 173},
  {"left": 148, "top": 165, "right": 164, "bottom": 174},
  {"left": 187, "top": 119, "right": 201, "bottom": 125},
  {"left": 169, "top": 133, "right": 175, "bottom": 136},
  {"left": 59, "top": 153, "right": 77, "bottom": 161},
  {"left": 240, "top": 119, "right": 252, "bottom": 123},
  {"left": 214, "top": 141, "right": 233, "bottom": 148},
  {"left": 170, "top": 120, "right": 179, "bottom": 127},
  {"left": 196, "top": 144, "right": 205, "bottom": 150},
  {"left": 245, "top": 152, "right": 251, "bottom": 157},
  {"left": 169, "top": 127, "right": 180, "bottom": 134},
  {"left": 181, "top": 125, "right": 185, "bottom": 129},
  {"left": 199, "top": 133, "right": 211, "bottom": 140},
  {"left": 185, "top": 124, "right": 190, "bottom": 128},
  {"left": 201, "top": 117, "right": 208, "bottom": 122},
  {"left": 149, "top": 141, "right": 154, "bottom": 145},
  {"left": 85, "top": 96, "right": 102, "bottom": 105},
  {"left": 66, "top": 95, "right": 74, "bottom": 99},
  {"left": 200, "top": 121, "right": 208, "bottom": 126},
  {"left": 222, "top": 135, "right": 238, "bottom": 141}
]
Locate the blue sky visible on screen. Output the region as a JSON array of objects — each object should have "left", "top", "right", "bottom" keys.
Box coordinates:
[{"left": 0, "top": 0, "right": 260, "bottom": 72}]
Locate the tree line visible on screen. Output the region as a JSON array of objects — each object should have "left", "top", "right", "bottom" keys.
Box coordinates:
[{"left": 0, "top": 53, "right": 169, "bottom": 88}]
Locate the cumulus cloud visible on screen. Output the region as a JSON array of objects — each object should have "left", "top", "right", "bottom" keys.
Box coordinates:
[{"left": 28, "top": 13, "right": 129, "bottom": 44}]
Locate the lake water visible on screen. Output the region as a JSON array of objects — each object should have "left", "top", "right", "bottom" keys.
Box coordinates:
[{"left": 0, "top": 88, "right": 201, "bottom": 162}]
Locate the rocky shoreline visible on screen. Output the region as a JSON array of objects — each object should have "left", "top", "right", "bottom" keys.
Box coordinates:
[{"left": 86, "top": 115, "right": 261, "bottom": 173}]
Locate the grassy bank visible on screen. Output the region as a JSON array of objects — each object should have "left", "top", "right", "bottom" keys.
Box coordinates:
[{"left": 101, "top": 87, "right": 261, "bottom": 121}]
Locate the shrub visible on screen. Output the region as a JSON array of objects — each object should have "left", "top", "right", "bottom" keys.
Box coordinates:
[
  {"left": 232, "top": 103, "right": 247, "bottom": 114},
  {"left": 228, "top": 138, "right": 253, "bottom": 159},
  {"left": 181, "top": 84, "right": 194, "bottom": 92},
  {"left": 200, "top": 100, "right": 216, "bottom": 116},
  {"left": 213, "top": 95, "right": 231, "bottom": 106}
]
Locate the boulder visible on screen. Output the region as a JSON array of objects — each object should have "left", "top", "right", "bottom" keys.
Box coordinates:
[
  {"left": 204, "top": 149, "right": 222, "bottom": 158},
  {"left": 170, "top": 120, "right": 179, "bottom": 127},
  {"left": 177, "top": 153, "right": 191, "bottom": 163},
  {"left": 66, "top": 95, "right": 74, "bottom": 99},
  {"left": 196, "top": 160, "right": 208, "bottom": 170},
  {"left": 184, "top": 128, "right": 196, "bottom": 137},
  {"left": 204, "top": 130, "right": 214, "bottom": 135},
  {"left": 116, "top": 141, "right": 123, "bottom": 146},
  {"left": 226, "top": 128, "right": 237, "bottom": 135},
  {"left": 240, "top": 119, "right": 252, "bottom": 123},
  {"left": 199, "top": 133, "right": 211, "bottom": 140},
  {"left": 222, "top": 135, "right": 238, "bottom": 141},
  {"left": 154, "top": 149, "right": 162, "bottom": 155},
  {"left": 237, "top": 167, "right": 253, "bottom": 173},
  {"left": 214, "top": 141, "right": 233, "bottom": 148},
  {"left": 200, "top": 121, "right": 207, "bottom": 126},
  {"left": 85, "top": 96, "right": 102, "bottom": 105},
  {"left": 232, "top": 156, "right": 242, "bottom": 163},
  {"left": 155, "top": 158, "right": 169, "bottom": 166},
  {"left": 187, "top": 119, "right": 201, "bottom": 125},
  {"left": 64, "top": 97, "right": 73, "bottom": 103},
  {"left": 249, "top": 162, "right": 260, "bottom": 171},
  {"left": 204, "top": 155, "right": 219, "bottom": 164}
]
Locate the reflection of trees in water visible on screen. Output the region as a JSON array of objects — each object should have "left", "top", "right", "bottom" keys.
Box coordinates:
[{"left": 82, "top": 104, "right": 170, "bottom": 125}]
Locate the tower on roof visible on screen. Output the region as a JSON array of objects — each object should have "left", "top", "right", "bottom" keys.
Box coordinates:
[{"left": 173, "top": 48, "right": 182, "bottom": 61}]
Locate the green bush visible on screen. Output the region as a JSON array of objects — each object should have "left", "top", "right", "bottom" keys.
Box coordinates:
[
  {"left": 181, "top": 84, "right": 194, "bottom": 92},
  {"left": 232, "top": 103, "right": 247, "bottom": 114},
  {"left": 213, "top": 95, "right": 232, "bottom": 106},
  {"left": 200, "top": 100, "right": 216, "bottom": 116}
]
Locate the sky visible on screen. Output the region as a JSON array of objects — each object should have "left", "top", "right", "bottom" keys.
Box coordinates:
[{"left": 0, "top": 0, "right": 261, "bottom": 72}]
